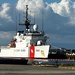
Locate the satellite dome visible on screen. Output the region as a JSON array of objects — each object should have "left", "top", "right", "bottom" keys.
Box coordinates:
[{"left": 33, "top": 24, "right": 38, "bottom": 32}]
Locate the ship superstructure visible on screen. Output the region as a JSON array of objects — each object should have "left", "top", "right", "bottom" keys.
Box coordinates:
[{"left": 0, "top": 5, "right": 50, "bottom": 63}]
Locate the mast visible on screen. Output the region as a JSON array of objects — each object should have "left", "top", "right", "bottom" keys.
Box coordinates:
[
  {"left": 19, "top": 5, "right": 34, "bottom": 32},
  {"left": 25, "top": 5, "right": 30, "bottom": 30},
  {"left": 19, "top": 5, "right": 31, "bottom": 31},
  {"left": 26, "top": 5, "right": 28, "bottom": 21}
]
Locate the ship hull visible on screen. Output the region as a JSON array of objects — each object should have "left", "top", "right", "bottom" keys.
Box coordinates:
[{"left": 0, "top": 45, "right": 50, "bottom": 64}]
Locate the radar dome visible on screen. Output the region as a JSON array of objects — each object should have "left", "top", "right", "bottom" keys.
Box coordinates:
[{"left": 33, "top": 24, "right": 38, "bottom": 32}]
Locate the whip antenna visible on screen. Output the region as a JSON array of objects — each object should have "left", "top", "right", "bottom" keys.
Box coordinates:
[
  {"left": 42, "top": 11, "right": 44, "bottom": 32},
  {"left": 16, "top": 15, "right": 18, "bottom": 34}
]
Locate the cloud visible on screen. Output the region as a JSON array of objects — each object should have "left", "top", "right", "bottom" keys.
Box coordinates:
[
  {"left": 50, "top": 0, "right": 75, "bottom": 25},
  {"left": 16, "top": 0, "right": 45, "bottom": 11},
  {"left": 15, "top": 0, "right": 75, "bottom": 48},
  {"left": 0, "top": 3, "right": 18, "bottom": 31},
  {"left": 50, "top": 0, "right": 72, "bottom": 16},
  {"left": 16, "top": 0, "right": 46, "bottom": 18},
  {"left": 0, "top": 3, "right": 17, "bottom": 45},
  {"left": 0, "top": 31, "right": 15, "bottom": 39},
  {"left": 0, "top": 0, "right": 75, "bottom": 48},
  {"left": 0, "top": 3, "right": 12, "bottom": 21},
  {"left": 16, "top": 0, "right": 75, "bottom": 26},
  {"left": 0, "top": 31, "right": 15, "bottom": 45},
  {"left": 50, "top": 34, "right": 75, "bottom": 44},
  {"left": 16, "top": 0, "right": 75, "bottom": 27}
]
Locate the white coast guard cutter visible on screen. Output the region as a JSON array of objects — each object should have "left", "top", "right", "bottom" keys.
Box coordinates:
[{"left": 0, "top": 5, "right": 50, "bottom": 63}]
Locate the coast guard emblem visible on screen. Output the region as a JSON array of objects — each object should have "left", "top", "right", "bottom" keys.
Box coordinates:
[{"left": 41, "top": 50, "right": 45, "bottom": 56}]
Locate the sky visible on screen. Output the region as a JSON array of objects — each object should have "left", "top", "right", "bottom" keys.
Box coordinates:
[{"left": 0, "top": 0, "right": 75, "bottom": 49}]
